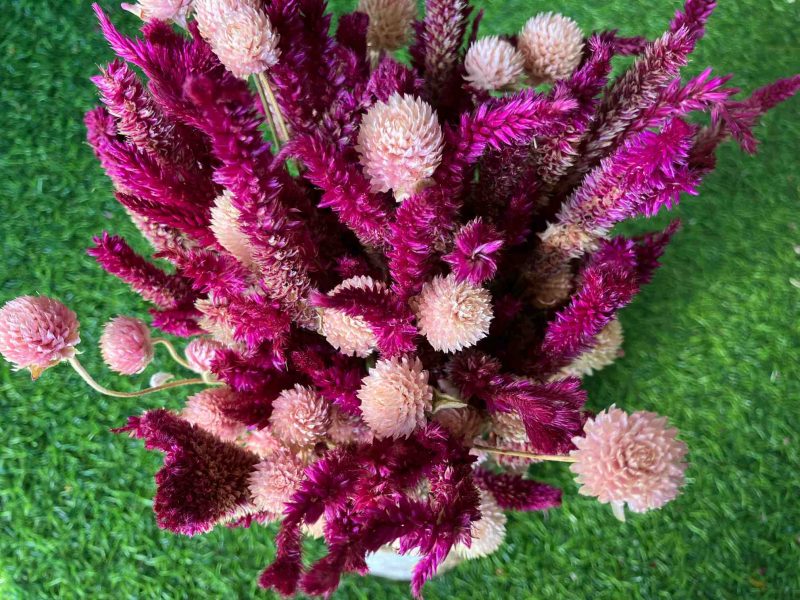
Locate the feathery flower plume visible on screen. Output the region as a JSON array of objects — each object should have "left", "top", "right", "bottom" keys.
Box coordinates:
[
  {"left": 474, "top": 469, "right": 562, "bottom": 512},
  {"left": 184, "top": 337, "right": 226, "bottom": 374},
  {"left": 248, "top": 448, "right": 306, "bottom": 513},
  {"left": 454, "top": 489, "right": 507, "bottom": 559},
  {"left": 319, "top": 276, "right": 385, "bottom": 357},
  {"left": 100, "top": 316, "right": 154, "bottom": 375},
  {"left": 209, "top": 190, "right": 256, "bottom": 268},
  {"left": 121, "top": 0, "right": 192, "bottom": 25},
  {"left": 464, "top": 36, "right": 525, "bottom": 91},
  {"left": 518, "top": 13, "right": 584, "bottom": 84},
  {"left": 269, "top": 385, "right": 331, "bottom": 447},
  {"left": 358, "top": 0, "right": 417, "bottom": 52}
]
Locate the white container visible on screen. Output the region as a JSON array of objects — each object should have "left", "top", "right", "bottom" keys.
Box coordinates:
[{"left": 365, "top": 547, "right": 462, "bottom": 581}]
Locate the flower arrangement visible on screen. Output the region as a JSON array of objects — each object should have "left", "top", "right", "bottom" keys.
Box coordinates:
[{"left": 1, "top": 0, "right": 798, "bottom": 596}]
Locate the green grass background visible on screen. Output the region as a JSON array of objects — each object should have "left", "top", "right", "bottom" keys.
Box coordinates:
[{"left": 1, "top": 0, "right": 799, "bottom": 598}]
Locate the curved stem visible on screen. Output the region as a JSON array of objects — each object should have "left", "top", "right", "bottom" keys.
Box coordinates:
[
  {"left": 253, "top": 74, "right": 281, "bottom": 149},
  {"left": 152, "top": 338, "right": 192, "bottom": 370},
  {"left": 68, "top": 356, "right": 219, "bottom": 398},
  {"left": 473, "top": 444, "right": 577, "bottom": 463},
  {"left": 257, "top": 72, "right": 290, "bottom": 144}
]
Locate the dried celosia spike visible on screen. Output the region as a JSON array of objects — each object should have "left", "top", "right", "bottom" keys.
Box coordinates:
[
  {"left": 454, "top": 489, "right": 506, "bottom": 559},
  {"left": 464, "top": 36, "right": 525, "bottom": 91},
  {"left": 473, "top": 469, "right": 562, "bottom": 511},
  {"left": 357, "top": 0, "right": 416, "bottom": 52},
  {"left": 269, "top": 385, "right": 331, "bottom": 447},
  {"left": 184, "top": 337, "right": 226, "bottom": 374},
  {"left": 181, "top": 387, "right": 247, "bottom": 442},
  {"left": 443, "top": 218, "right": 504, "bottom": 285},
  {"left": 248, "top": 447, "right": 306, "bottom": 513},
  {"left": 0, "top": 296, "right": 80, "bottom": 378},
  {"left": 209, "top": 190, "right": 256, "bottom": 268},
  {"left": 555, "top": 318, "right": 624, "bottom": 379},
  {"left": 570, "top": 406, "right": 688, "bottom": 514},
  {"left": 518, "top": 12, "right": 584, "bottom": 85},
  {"left": 99, "top": 316, "right": 154, "bottom": 375},
  {"left": 121, "top": 0, "right": 192, "bottom": 25},
  {"left": 319, "top": 276, "right": 385, "bottom": 357}
]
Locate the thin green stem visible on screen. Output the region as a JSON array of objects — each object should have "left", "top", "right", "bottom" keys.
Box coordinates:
[
  {"left": 152, "top": 338, "right": 192, "bottom": 370},
  {"left": 253, "top": 74, "right": 281, "bottom": 149},
  {"left": 473, "top": 444, "right": 577, "bottom": 463},
  {"left": 257, "top": 72, "right": 290, "bottom": 143}
]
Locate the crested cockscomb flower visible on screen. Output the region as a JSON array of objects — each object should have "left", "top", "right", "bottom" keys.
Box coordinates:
[
  {"left": 0, "top": 296, "right": 80, "bottom": 378},
  {"left": 248, "top": 447, "right": 306, "bottom": 513},
  {"left": 518, "top": 12, "right": 584, "bottom": 84},
  {"left": 121, "top": 0, "right": 192, "bottom": 25},
  {"left": 454, "top": 489, "right": 507, "bottom": 559},
  {"left": 99, "top": 315, "right": 154, "bottom": 375},
  {"left": 357, "top": 356, "right": 433, "bottom": 439},
  {"left": 184, "top": 337, "right": 226, "bottom": 374},
  {"left": 570, "top": 406, "right": 688, "bottom": 515},
  {"left": 319, "top": 276, "right": 385, "bottom": 357},
  {"left": 194, "top": 0, "right": 280, "bottom": 79},
  {"left": 210, "top": 190, "right": 255, "bottom": 268},
  {"left": 356, "top": 93, "right": 444, "bottom": 201},
  {"left": 182, "top": 387, "right": 247, "bottom": 442},
  {"left": 269, "top": 385, "right": 331, "bottom": 447},
  {"left": 464, "top": 36, "right": 526, "bottom": 91},
  {"left": 358, "top": 0, "right": 416, "bottom": 52},
  {"left": 413, "top": 274, "right": 493, "bottom": 353},
  {"left": 556, "top": 318, "right": 624, "bottom": 379}
]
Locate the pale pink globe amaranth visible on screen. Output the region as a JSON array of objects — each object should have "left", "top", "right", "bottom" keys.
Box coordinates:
[
  {"left": 99, "top": 315, "right": 154, "bottom": 375},
  {"left": 319, "top": 275, "right": 385, "bottom": 357},
  {"left": 121, "top": 0, "right": 192, "bottom": 25},
  {"left": 518, "top": 12, "right": 584, "bottom": 84},
  {"left": 182, "top": 387, "right": 247, "bottom": 442},
  {"left": 184, "top": 337, "right": 226, "bottom": 374},
  {"left": 464, "top": 36, "right": 526, "bottom": 91},
  {"left": 269, "top": 385, "right": 331, "bottom": 447},
  {"left": 454, "top": 489, "right": 507, "bottom": 559},
  {"left": 248, "top": 447, "right": 306, "bottom": 513}
]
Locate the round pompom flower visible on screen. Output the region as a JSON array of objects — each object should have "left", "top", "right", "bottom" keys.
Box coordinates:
[
  {"left": 269, "top": 385, "right": 331, "bottom": 447},
  {"left": 464, "top": 36, "right": 525, "bottom": 91},
  {"left": 328, "top": 407, "right": 373, "bottom": 445},
  {"left": 121, "top": 0, "right": 192, "bottom": 25},
  {"left": 518, "top": 12, "right": 584, "bottom": 84},
  {"left": 99, "top": 316, "right": 154, "bottom": 375},
  {"left": 357, "top": 0, "right": 416, "bottom": 52},
  {"left": 194, "top": 0, "right": 280, "bottom": 79},
  {"left": 244, "top": 428, "right": 285, "bottom": 459},
  {"left": 210, "top": 190, "right": 255, "bottom": 268},
  {"left": 248, "top": 448, "right": 305, "bottom": 513},
  {"left": 184, "top": 337, "right": 226, "bottom": 374},
  {"left": 319, "top": 276, "right": 385, "bottom": 357},
  {"left": 490, "top": 410, "right": 528, "bottom": 444},
  {"left": 454, "top": 489, "right": 507, "bottom": 559},
  {"left": 182, "top": 387, "right": 246, "bottom": 442},
  {"left": 557, "top": 318, "right": 623, "bottom": 379},
  {"left": 414, "top": 274, "right": 493, "bottom": 353},
  {"left": 433, "top": 406, "right": 485, "bottom": 444},
  {"left": 356, "top": 93, "right": 444, "bottom": 202},
  {"left": 358, "top": 356, "right": 433, "bottom": 439},
  {"left": 570, "top": 406, "right": 688, "bottom": 515},
  {"left": 0, "top": 296, "right": 80, "bottom": 378}
]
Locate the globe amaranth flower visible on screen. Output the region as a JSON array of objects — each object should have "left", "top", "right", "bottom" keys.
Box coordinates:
[
  {"left": 210, "top": 190, "right": 255, "bottom": 268},
  {"left": 454, "top": 489, "right": 507, "bottom": 559},
  {"left": 432, "top": 406, "right": 485, "bottom": 444},
  {"left": 248, "top": 447, "right": 306, "bottom": 513},
  {"left": 100, "top": 315, "right": 154, "bottom": 375},
  {"left": 570, "top": 406, "right": 688, "bottom": 514},
  {"left": 556, "top": 318, "right": 623, "bottom": 379},
  {"left": 357, "top": 0, "right": 416, "bottom": 52},
  {"left": 490, "top": 409, "right": 528, "bottom": 444},
  {"left": 356, "top": 93, "right": 444, "bottom": 202},
  {"left": 414, "top": 274, "right": 493, "bottom": 353},
  {"left": 464, "top": 36, "right": 526, "bottom": 91},
  {"left": 194, "top": 0, "right": 280, "bottom": 79},
  {"left": 184, "top": 337, "right": 226, "bottom": 373},
  {"left": 182, "top": 387, "right": 247, "bottom": 442},
  {"left": 244, "top": 428, "right": 285, "bottom": 459},
  {"left": 121, "top": 0, "right": 192, "bottom": 25},
  {"left": 269, "top": 385, "right": 331, "bottom": 447},
  {"left": 358, "top": 356, "right": 433, "bottom": 439},
  {"left": 0, "top": 296, "right": 80, "bottom": 379},
  {"left": 319, "top": 276, "right": 385, "bottom": 357},
  {"left": 518, "top": 12, "right": 584, "bottom": 84},
  {"left": 327, "top": 407, "right": 373, "bottom": 445}
]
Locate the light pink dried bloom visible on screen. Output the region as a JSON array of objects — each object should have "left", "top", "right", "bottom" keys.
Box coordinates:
[
  {"left": 556, "top": 318, "right": 624, "bottom": 379},
  {"left": 195, "top": 295, "right": 237, "bottom": 345},
  {"left": 327, "top": 407, "right": 374, "bottom": 445},
  {"left": 319, "top": 276, "right": 385, "bottom": 357},
  {"left": 244, "top": 428, "right": 285, "bottom": 459},
  {"left": 433, "top": 406, "right": 485, "bottom": 444},
  {"left": 518, "top": 12, "right": 584, "bottom": 85},
  {"left": 194, "top": 0, "right": 280, "bottom": 79},
  {"left": 0, "top": 296, "right": 80, "bottom": 378},
  {"left": 184, "top": 337, "right": 226, "bottom": 373},
  {"left": 269, "top": 385, "right": 331, "bottom": 447},
  {"left": 570, "top": 406, "right": 688, "bottom": 513},
  {"left": 490, "top": 410, "right": 528, "bottom": 444},
  {"left": 248, "top": 448, "right": 305, "bottom": 513},
  {"left": 210, "top": 190, "right": 255, "bottom": 268},
  {"left": 99, "top": 316, "right": 154, "bottom": 375},
  {"left": 358, "top": 0, "right": 416, "bottom": 52},
  {"left": 414, "top": 274, "right": 493, "bottom": 353},
  {"left": 454, "top": 489, "right": 507, "bottom": 560},
  {"left": 464, "top": 36, "right": 525, "bottom": 91},
  {"left": 356, "top": 93, "right": 444, "bottom": 202},
  {"left": 358, "top": 356, "right": 433, "bottom": 439},
  {"left": 121, "top": 0, "right": 192, "bottom": 26},
  {"left": 182, "top": 387, "right": 247, "bottom": 442},
  {"left": 303, "top": 515, "right": 326, "bottom": 539}
]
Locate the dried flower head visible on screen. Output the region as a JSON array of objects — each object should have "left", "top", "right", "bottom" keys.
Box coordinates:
[
  {"left": 454, "top": 489, "right": 507, "bottom": 559},
  {"left": 99, "top": 315, "right": 154, "bottom": 375},
  {"left": 464, "top": 36, "right": 526, "bottom": 91},
  {"left": 414, "top": 274, "right": 493, "bottom": 353},
  {"left": 194, "top": 0, "right": 280, "bottom": 79},
  {"left": 356, "top": 93, "right": 444, "bottom": 201},
  {"left": 182, "top": 387, "right": 246, "bottom": 442},
  {"left": 518, "top": 12, "right": 584, "bottom": 84},
  {"left": 319, "top": 276, "right": 385, "bottom": 357},
  {"left": 358, "top": 356, "right": 433, "bottom": 439},
  {"left": 358, "top": 0, "right": 416, "bottom": 52},
  {"left": 570, "top": 406, "right": 688, "bottom": 513},
  {"left": 210, "top": 190, "right": 255, "bottom": 268},
  {"left": 244, "top": 428, "right": 285, "bottom": 459},
  {"left": 432, "top": 406, "right": 485, "bottom": 443},
  {"left": 121, "top": 0, "right": 192, "bottom": 25},
  {"left": 557, "top": 318, "right": 623, "bottom": 379},
  {"left": 195, "top": 296, "right": 237, "bottom": 345},
  {"left": 327, "top": 407, "right": 374, "bottom": 445},
  {"left": 269, "top": 385, "right": 331, "bottom": 447},
  {"left": 490, "top": 409, "right": 528, "bottom": 444},
  {"left": 184, "top": 337, "right": 226, "bottom": 373},
  {"left": 0, "top": 296, "right": 80, "bottom": 378},
  {"left": 248, "top": 448, "right": 305, "bottom": 513}
]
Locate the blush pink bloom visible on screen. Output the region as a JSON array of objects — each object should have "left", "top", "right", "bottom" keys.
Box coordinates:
[
  {"left": 556, "top": 318, "right": 624, "bottom": 379},
  {"left": 0, "top": 296, "right": 80, "bottom": 378},
  {"left": 244, "top": 428, "right": 285, "bottom": 458},
  {"left": 356, "top": 93, "right": 444, "bottom": 202},
  {"left": 319, "top": 276, "right": 385, "bottom": 357},
  {"left": 327, "top": 407, "right": 373, "bottom": 445},
  {"left": 210, "top": 190, "right": 256, "bottom": 268},
  {"left": 269, "top": 385, "right": 331, "bottom": 447},
  {"left": 358, "top": 356, "right": 433, "bottom": 439},
  {"left": 121, "top": 0, "right": 192, "bottom": 26},
  {"left": 414, "top": 274, "right": 493, "bottom": 353},
  {"left": 518, "top": 12, "right": 584, "bottom": 84},
  {"left": 570, "top": 406, "right": 688, "bottom": 515},
  {"left": 182, "top": 387, "right": 247, "bottom": 442},
  {"left": 184, "top": 337, "right": 226, "bottom": 373},
  {"left": 454, "top": 489, "right": 507, "bottom": 559},
  {"left": 248, "top": 447, "right": 305, "bottom": 513},
  {"left": 99, "top": 316, "right": 154, "bottom": 375},
  {"left": 357, "top": 0, "right": 416, "bottom": 52},
  {"left": 432, "top": 406, "right": 485, "bottom": 444},
  {"left": 490, "top": 409, "right": 528, "bottom": 444},
  {"left": 464, "top": 36, "right": 525, "bottom": 91}
]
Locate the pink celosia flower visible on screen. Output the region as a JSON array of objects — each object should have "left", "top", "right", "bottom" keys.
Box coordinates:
[
  {"left": 357, "top": 0, "right": 416, "bottom": 52},
  {"left": 248, "top": 447, "right": 305, "bottom": 513},
  {"left": 184, "top": 337, "right": 226, "bottom": 373},
  {"left": 454, "top": 489, "right": 507, "bottom": 559},
  {"left": 244, "top": 428, "right": 285, "bottom": 458},
  {"left": 121, "top": 0, "right": 192, "bottom": 26},
  {"left": 269, "top": 385, "right": 331, "bottom": 447},
  {"left": 464, "top": 36, "right": 525, "bottom": 91},
  {"left": 99, "top": 315, "right": 154, "bottom": 375},
  {"left": 556, "top": 318, "right": 624, "bottom": 379},
  {"left": 194, "top": 0, "right": 280, "bottom": 79},
  {"left": 414, "top": 274, "right": 493, "bottom": 353},
  {"left": 357, "top": 356, "right": 433, "bottom": 439},
  {"left": 319, "top": 276, "right": 385, "bottom": 357},
  {"left": 356, "top": 93, "right": 444, "bottom": 202},
  {"left": 0, "top": 296, "right": 80, "bottom": 378},
  {"left": 210, "top": 190, "right": 255, "bottom": 268},
  {"left": 518, "top": 12, "right": 584, "bottom": 84},
  {"left": 570, "top": 406, "right": 688, "bottom": 514},
  {"left": 182, "top": 387, "right": 247, "bottom": 442},
  {"left": 195, "top": 296, "right": 237, "bottom": 345}
]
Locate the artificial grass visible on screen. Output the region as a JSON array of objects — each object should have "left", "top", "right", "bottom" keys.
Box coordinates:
[{"left": 1, "top": 0, "right": 798, "bottom": 598}]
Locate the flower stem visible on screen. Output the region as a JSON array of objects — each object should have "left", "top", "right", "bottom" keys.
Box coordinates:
[
  {"left": 472, "top": 444, "right": 577, "bottom": 463},
  {"left": 256, "top": 72, "right": 290, "bottom": 144},
  {"left": 152, "top": 338, "right": 192, "bottom": 370},
  {"left": 253, "top": 74, "right": 281, "bottom": 149},
  {"left": 67, "top": 356, "right": 218, "bottom": 398}
]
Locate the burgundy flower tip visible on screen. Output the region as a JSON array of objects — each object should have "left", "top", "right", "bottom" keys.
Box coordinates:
[
  {"left": 357, "top": 0, "right": 417, "bottom": 52},
  {"left": 182, "top": 387, "right": 247, "bottom": 443},
  {"left": 99, "top": 316, "right": 154, "bottom": 375},
  {"left": 518, "top": 12, "right": 584, "bottom": 84},
  {"left": 0, "top": 295, "right": 80, "bottom": 379},
  {"left": 319, "top": 276, "right": 385, "bottom": 357},
  {"left": 269, "top": 385, "right": 331, "bottom": 447},
  {"left": 454, "top": 489, "right": 507, "bottom": 560},
  {"left": 464, "top": 36, "right": 526, "bottom": 91},
  {"left": 570, "top": 406, "right": 688, "bottom": 514},
  {"left": 184, "top": 337, "right": 226, "bottom": 374},
  {"left": 121, "top": 0, "right": 191, "bottom": 25},
  {"left": 248, "top": 447, "right": 305, "bottom": 513}
]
